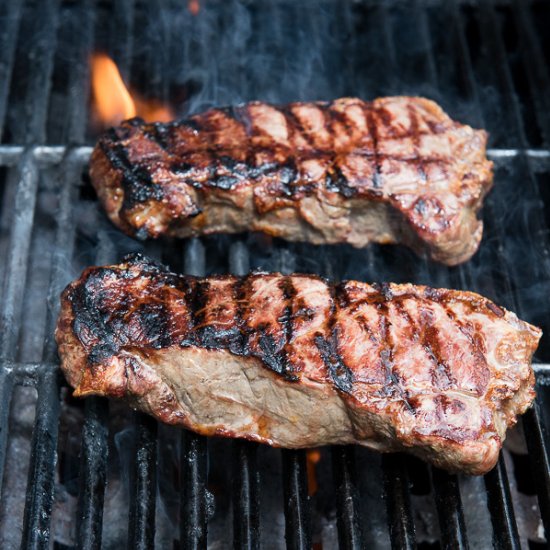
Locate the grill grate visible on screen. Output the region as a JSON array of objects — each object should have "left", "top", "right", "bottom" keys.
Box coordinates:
[{"left": 1, "top": 1, "right": 550, "bottom": 548}]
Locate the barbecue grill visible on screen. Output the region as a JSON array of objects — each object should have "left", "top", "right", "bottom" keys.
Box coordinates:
[{"left": 1, "top": 0, "right": 550, "bottom": 548}]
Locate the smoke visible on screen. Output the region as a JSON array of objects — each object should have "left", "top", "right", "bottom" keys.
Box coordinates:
[{"left": 2, "top": 0, "right": 549, "bottom": 547}]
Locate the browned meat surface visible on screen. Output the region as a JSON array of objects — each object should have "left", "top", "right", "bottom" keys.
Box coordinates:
[
  {"left": 89, "top": 97, "right": 493, "bottom": 266},
  {"left": 55, "top": 255, "right": 540, "bottom": 474}
]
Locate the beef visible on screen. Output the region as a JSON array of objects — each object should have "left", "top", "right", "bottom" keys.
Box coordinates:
[
  {"left": 89, "top": 97, "right": 493, "bottom": 266},
  {"left": 55, "top": 255, "right": 540, "bottom": 474}
]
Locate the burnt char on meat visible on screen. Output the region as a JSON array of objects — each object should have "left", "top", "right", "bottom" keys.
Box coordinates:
[
  {"left": 89, "top": 97, "right": 493, "bottom": 266},
  {"left": 55, "top": 255, "right": 541, "bottom": 474}
]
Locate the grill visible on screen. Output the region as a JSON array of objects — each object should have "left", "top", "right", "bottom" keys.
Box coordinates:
[{"left": 1, "top": 0, "right": 550, "bottom": 548}]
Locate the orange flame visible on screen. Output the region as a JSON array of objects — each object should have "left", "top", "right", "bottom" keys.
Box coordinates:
[
  {"left": 91, "top": 54, "right": 136, "bottom": 125},
  {"left": 188, "top": 0, "right": 200, "bottom": 15},
  {"left": 306, "top": 449, "right": 322, "bottom": 496},
  {"left": 91, "top": 53, "right": 174, "bottom": 127}
]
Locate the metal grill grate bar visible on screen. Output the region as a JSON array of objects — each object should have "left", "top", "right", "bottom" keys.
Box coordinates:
[
  {"left": 76, "top": 397, "right": 109, "bottom": 550},
  {"left": 0, "top": 0, "right": 23, "bottom": 139},
  {"left": 383, "top": 454, "right": 416, "bottom": 549},
  {"left": 0, "top": 151, "right": 40, "bottom": 506},
  {"left": 180, "top": 431, "right": 209, "bottom": 549},
  {"left": 282, "top": 449, "right": 311, "bottom": 550},
  {"left": 20, "top": 147, "right": 84, "bottom": 548},
  {"left": 522, "top": 404, "right": 550, "bottom": 540},
  {"left": 484, "top": 456, "right": 521, "bottom": 549},
  {"left": 474, "top": 4, "right": 550, "bottom": 320},
  {"left": 377, "top": 4, "right": 398, "bottom": 94},
  {"left": 128, "top": 414, "right": 158, "bottom": 549},
  {"left": 232, "top": 441, "right": 260, "bottom": 549},
  {"left": 12, "top": 0, "right": 60, "bottom": 144},
  {"left": 0, "top": 368, "right": 14, "bottom": 499},
  {"left": 431, "top": 469, "right": 468, "bottom": 549},
  {"left": 0, "top": 151, "right": 39, "bottom": 361},
  {"left": 412, "top": 0, "right": 439, "bottom": 88},
  {"left": 512, "top": 0, "right": 550, "bottom": 147},
  {"left": 63, "top": 0, "right": 95, "bottom": 144},
  {"left": 110, "top": 0, "right": 136, "bottom": 81},
  {"left": 20, "top": 368, "right": 61, "bottom": 549},
  {"left": 332, "top": 447, "right": 364, "bottom": 550},
  {"left": 479, "top": 4, "right": 529, "bottom": 147}
]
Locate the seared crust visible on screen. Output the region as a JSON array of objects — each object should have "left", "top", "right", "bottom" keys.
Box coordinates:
[
  {"left": 90, "top": 97, "right": 493, "bottom": 265},
  {"left": 55, "top": 255, "right": 540, "bottom": 474}
]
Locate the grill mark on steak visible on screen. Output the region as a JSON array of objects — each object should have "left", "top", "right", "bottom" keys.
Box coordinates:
[
  {"left": 99, "top": 128, "right": 164, "bottom": 209},
  {"left": 179, "top": 277, "right": 198, "bottom": 347},
  {"left": 189, "top": 280, "right": 210, "bottom": 342},
  {"left": 325, "top": 162, "right": 355, "bottom": 198},
  {"left": 486, "top": 301, "right": 505, "bottom": 318},
  {"left": 278, "top": 106, "right": 315, "bottom": 149},
  {"left": 315, "top": 332, "right": 354, "bottom": 394},
  {"left": 133, "top": 301, "right": 173, "bottom": 349},
  {"left": 244, "top": 274, "right": 297, "bottom": 381},
  {"left": 442, "top": 305, "right": 489, "bottom": 368},
  {"left": 142, "top": 122, "right": 172, "bottom": 151},
  {"left": 280, "top": 276, "right": 297, "bottom": 344},
  {"left": 408, "top": 104, "right": 428, "bottom": 185},
  {"left": 314, "top": 281, "right": 354, "bottom": 394},
  {"left": 375, "top": 286, "right": 415, "bottom": 413},
  {"left": 262, "top": 275, "right": 297, "bottom": 379},
  {"left": 424, "top": 323, "right": 454, "bottom": 391},
  {"left": 257, "top": 333, "right": 296, "bottom": 381},
  {"left": 234, "top": 276, "right": 250, "bottom": 350},
  {"left": 277, "top": 161, "right": 299, "bottom": 197},
  {"left": 71, "top": 268, "right": 120, "bottom": 366},
  {"left": 393, "top": 297, "right": 454, "bottom": 391},
  {"left": 365, "top": 105, "right": 382, "bottom": 189},
  {"left": 327, "top": 103, "right": 354, "bottom": 135}
]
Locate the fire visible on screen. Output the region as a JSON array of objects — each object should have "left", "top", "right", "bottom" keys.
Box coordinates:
[
  {"left": 188, "top": 0, "right": 200, "bottom": 15},
  {"left": 91, "top": 54, "right": 136, "bottom": 125},
  {"left": 90, "top": 53, "right": 173, "bottom": 127},
  {"left": 306, "top": 449, "right": 321, "bottom": 496}
]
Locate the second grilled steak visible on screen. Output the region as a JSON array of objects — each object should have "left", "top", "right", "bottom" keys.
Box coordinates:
[
  {"left": 55, "top": 255, "right": 540, "bottom": 474},
  {"left": 90, "top": 97, "right": 493, "bottom": 265}
]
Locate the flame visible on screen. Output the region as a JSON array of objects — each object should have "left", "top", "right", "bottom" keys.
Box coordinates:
[
  {"left": 306, "top": 449, "right": 321, "bottom": 496},
  {"left": 91, "top": 54, "right": 136, "bottom": 125},
  {"left": 91, "top": 53, "right": 174, "bottom": 127},
  {"left": 188, "top": 0, "right": 200, "bottom": 15}
]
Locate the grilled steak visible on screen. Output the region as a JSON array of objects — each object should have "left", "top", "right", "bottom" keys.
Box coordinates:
[
  {"left": 90, "top": 97, "right": 493, "bottom": 266},
  {"left": 55, "top": 255, "right": 540, "bottom": 474}
]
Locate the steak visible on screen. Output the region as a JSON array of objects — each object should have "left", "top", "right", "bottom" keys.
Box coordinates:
[
  {"left": 89, "top": 97, "right": 493, "bottom": 266},
  {"left": 55, "top": 254, "right": 541, "bottom": 474}
]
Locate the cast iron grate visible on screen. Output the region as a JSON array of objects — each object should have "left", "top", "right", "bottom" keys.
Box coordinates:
[{"left": 1, "top": 0, "right": 550, "bottom": 548}]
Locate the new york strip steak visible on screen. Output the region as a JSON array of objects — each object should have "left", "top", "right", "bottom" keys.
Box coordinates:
[
  {"left": 55, "top": 255, "right": 540, "bottom": 474},
  {"left": 89, "top": 97, "right": 493, "bottom": 265}
]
